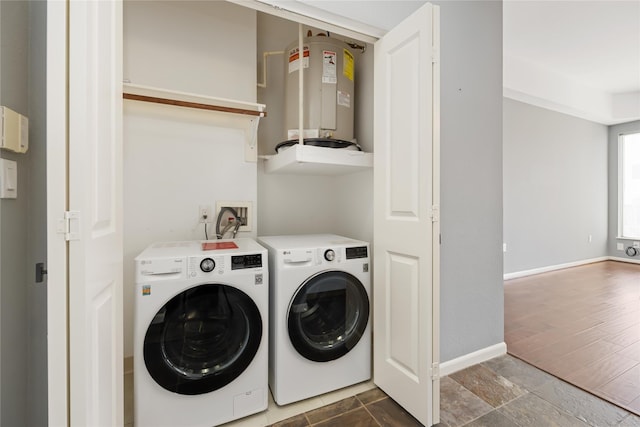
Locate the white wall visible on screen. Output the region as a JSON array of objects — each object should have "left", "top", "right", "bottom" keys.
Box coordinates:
[
  {"left": 123, "top": 1, "right": 257, "bottom": 358},
  {"left": 503, "top": 98, "right": 608, "bottom": 274},
  {"left": 255, "top": 12, "right": 374, "bottom": 244},
  {"left": 124, "top": 0, "right": 256, "bottom": 102}
]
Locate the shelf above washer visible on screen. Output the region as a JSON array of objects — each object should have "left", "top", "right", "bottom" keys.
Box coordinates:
[
  {"left": 262, "top": 144, "right": 373, "bottom": 175},
  {"left": 122, "top": 83, "right": 266, "bottom": 162}
]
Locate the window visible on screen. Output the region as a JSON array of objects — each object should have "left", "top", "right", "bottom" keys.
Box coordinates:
[{"left": 620, "top": 132, "right": 640, "bottom": 238}]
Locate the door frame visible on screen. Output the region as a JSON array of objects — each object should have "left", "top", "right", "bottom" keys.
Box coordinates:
[
  {"left": 46, "top": 0, "right": 69, "bottom": 424},
  {"left": 47, "top": 0, "right": 124, "bottom": 425}
]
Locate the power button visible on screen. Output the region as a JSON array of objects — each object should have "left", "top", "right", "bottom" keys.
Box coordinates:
[
  {"left": 200, "top": 258, "right": 215, "bottom": 273},
  {"left": 324, "top": 249, "right": 335, "bottom": 262}
]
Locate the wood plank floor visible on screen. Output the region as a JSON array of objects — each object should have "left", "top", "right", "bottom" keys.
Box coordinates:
[{"left": 505, "top": 260, "right": 640, "bottom": 416}]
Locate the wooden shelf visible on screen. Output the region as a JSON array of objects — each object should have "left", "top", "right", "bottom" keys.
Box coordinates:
[
  {"left": 123, "top": 83, "right": 266, "bottom": 162},
  {"left": 122, "top": 83, "right": 266, "bottom": 117},
  {"left": 262, "top": 145, "right": 373, "bottom": 175}
]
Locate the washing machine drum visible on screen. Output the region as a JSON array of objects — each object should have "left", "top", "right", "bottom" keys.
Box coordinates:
[
  {"left": 288, "top": 271, "right": 369, "bottom": 363},
  {"left": 143, "top": 284, "right": 262, "bottom": 395}
]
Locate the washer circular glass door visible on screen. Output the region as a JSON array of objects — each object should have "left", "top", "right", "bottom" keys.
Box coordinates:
[
  {"left": 288, "top": 271, "right": 369, "bottom": 362},
  {"left": 143, "top": 283, "right": 262, "bottom": 395}
]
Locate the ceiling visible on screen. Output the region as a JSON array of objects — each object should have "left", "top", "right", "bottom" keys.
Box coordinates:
[
  {"left": 262, "top": 0, "right": 640, "bottom": 124},
  {"left": 505, "top": 1, "right": 639, "bottom": 94},
  {"left": 503, "top": 0, "right": 640, "bottom": 124}
]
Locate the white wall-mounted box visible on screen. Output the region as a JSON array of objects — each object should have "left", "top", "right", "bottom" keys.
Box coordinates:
[
  {"left": 0, "top": 106, "right": 29, "bottom": 153},
  {"left": 0, "top": 158, "right": 18, "bottom": 199}
]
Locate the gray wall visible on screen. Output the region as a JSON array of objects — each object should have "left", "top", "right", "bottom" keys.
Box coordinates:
[
  {"left": 503, "top": 98, "right": 609, "bottom": 274},
  {"left": 0, "top": 1, "right": 47, "bottom": 424},
  {"left": 0, "top": 0, "right": 30, "bottom": 424},
  {"left": 26, "top": 1, "right": 48, "bottom": 425},
  {"left": 608, "top": 120, "right": 640, "bottom": 257},
  {"left": 433, "top": 1, "right": 504, "bottom": 362}
]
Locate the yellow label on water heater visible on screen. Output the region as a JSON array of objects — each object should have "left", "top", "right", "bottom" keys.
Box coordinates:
[{"left": 343, "top": 49, "right": 354, "bottom": 81}]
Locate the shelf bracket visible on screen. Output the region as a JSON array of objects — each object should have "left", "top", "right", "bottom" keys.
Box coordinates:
[{"left": 244, "top": 115, "right": 262, "bottom": 162}]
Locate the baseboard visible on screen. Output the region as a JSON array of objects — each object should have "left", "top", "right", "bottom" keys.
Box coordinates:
[
  {"left": 608, "top": 256, "right": 640, "bottom": 265},
  {"left": 504, "top": 257, "right": 609, "bottom": 280},
  {"left": 124, "top": 356, "right": 133, "bottom": 374},
  {"left": 439, "top": 342, "right": 507, "bottom": 377}
]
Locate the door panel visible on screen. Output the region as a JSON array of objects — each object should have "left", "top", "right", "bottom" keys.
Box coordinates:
[
  {"left": 388, "top": 252, "right": 419, "bottom": 376},
  {"left": 373, "top": 3, "right": 440, "bottom": 426},
  {"left": 68, "top": 0, "right": 124, "bottom": 425}
]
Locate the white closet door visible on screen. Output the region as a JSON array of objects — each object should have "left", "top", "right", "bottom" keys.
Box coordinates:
[
  {"left": 68, "top": 0, "right": 124, "bottom": 425},
  {"left": 373, "top": 3, "right": 440, "bottom": 426}
]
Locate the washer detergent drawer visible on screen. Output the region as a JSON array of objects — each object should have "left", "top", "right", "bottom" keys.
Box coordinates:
[
  {"left": 283, "top": 249, "right": 314, "bottom": 265},
  {"left": 136, "top": 257, "right": 186, "bottom": 281}
]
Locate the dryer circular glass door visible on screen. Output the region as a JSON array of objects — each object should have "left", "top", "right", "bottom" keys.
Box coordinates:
[
  {"left": 143, "top": 284, "right": 262, "bottom": 395},
  {"left": 288, "top": 271, "right": 369, "bottom": 362}
]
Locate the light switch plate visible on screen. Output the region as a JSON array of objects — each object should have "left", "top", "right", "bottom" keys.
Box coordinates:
[
  {"left": 1, "top": 106, "right": 28, "bottom": 153},
  {"left": 0, "top": 158, "right": 17, "bottom": 199}
]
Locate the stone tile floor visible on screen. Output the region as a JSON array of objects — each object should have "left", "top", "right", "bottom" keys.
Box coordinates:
[
  {"left": 269, "top": 355, "right": 640, "bottom": 427},
  {"left": 126, "top": 354, "right": 640, "bottom": 426}
]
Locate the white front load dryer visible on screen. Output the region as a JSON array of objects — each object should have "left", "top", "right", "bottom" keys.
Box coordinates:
[
  {"left": 258, "top": 234, "right": 371, "bottom": 405},
  {"left": 134, "top": 239, "right": 268, "bottom": 427}
]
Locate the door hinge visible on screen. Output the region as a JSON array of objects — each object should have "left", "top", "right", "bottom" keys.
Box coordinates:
[
  {"left": 57, "top": 211, "right": 80, "bottom": 241},
  {"left": 429, "top": 205, "right": 440, "bottom": 222},
  {"left": 431, "top": 47, "right": 439, "bottom": 64},
  {"left": 431, "top": 362, "right": 440, "bottom": 380}
]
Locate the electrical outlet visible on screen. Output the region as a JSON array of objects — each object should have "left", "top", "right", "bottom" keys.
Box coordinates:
[
  {"left": 503, "top": 243, "right": 507, "bottom": 253},
  {"left": 617, "top": 242, "right": 624, "bottom": 251},
  {"left": 634, "top": 241, "right": 640, "bottom": 249},
  {"left": 199, "top": 205, "right": 212, "bottom": 223},
  {"left": 216, "top": 201, "right": 252, "bottom": 232}
]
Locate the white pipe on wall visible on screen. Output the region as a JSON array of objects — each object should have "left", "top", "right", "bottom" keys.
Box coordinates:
[
  {"left": 298, "top": 23, "right": 304, "bottom": 145},
  {"left": 256, "top": 51, "right": 284, "bottom": 89}
]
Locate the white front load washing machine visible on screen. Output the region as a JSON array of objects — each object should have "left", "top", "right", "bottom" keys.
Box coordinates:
[
  {"left": 134, "top": 239, "right": 268, "bottom": 427},
  {"left": 258, "top": 234, "right": 371, "bottom": 405}
]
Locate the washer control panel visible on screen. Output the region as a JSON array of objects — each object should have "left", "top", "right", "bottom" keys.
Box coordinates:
[
  {"left": 188, "top": 256, "right": 224, "bottom": 277},
  {"left": 281, "top": 245, "right": 369, "bottom": 267}
]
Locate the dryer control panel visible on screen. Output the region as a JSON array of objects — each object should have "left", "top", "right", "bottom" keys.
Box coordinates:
[{"left": 346, "top": 246, "right": 368, "bottom": 259}]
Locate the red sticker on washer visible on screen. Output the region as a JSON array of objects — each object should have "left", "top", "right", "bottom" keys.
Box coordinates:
[{"left": 202, "top": 242, "right": 238, "bottom": 251}]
